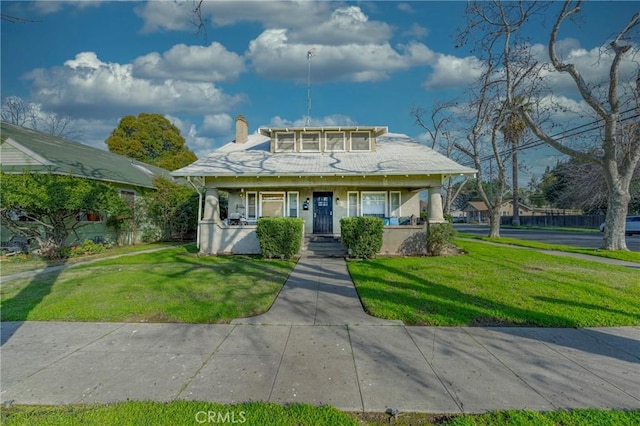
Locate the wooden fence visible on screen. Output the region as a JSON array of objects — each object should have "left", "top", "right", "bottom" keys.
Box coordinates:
[{"left": 500, "top": 214, "right": 605, "bottom": 229}]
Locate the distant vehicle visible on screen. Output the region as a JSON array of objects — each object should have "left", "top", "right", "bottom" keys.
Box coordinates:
[
  {"left": 451, "top": 217, "right": 465, "bottom": 223},
  {"left": 599, "top": 215, "right": 640, "bottom": 236}
]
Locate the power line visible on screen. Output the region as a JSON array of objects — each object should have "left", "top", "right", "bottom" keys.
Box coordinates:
[{"left": 460, "top": 108, "right": 639, "bottom": 168}]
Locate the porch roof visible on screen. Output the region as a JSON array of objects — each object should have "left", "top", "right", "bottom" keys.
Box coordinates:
[{"left": 172, "top": 131, "right": 477, "bottom": 178}]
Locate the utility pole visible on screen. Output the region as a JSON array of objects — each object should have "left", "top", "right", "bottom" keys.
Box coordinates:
[{"left": 305, "top": 48, "right": 316, "bottom": 126}]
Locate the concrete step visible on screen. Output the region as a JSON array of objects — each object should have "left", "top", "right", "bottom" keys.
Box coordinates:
[{"left": 302, "top": 236, "right": 345, "bottom": 258}]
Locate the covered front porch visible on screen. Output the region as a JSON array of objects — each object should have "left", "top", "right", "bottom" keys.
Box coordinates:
[{"left": 194, "top": 179, "right": 447, "bottom": 256}]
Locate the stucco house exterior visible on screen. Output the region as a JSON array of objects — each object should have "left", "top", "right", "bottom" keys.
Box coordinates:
[
  {"left": 0, "top": 121, "right": 173, "bottom": 245},
  {"left": 172, "top": 116, "right": 476, "bottom": 255}
]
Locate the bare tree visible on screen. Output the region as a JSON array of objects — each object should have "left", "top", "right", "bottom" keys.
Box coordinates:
[
  {"left": 2, "top": 96, "right": 81, "bottom": 139},
  {"left": 411, "top": 102, "right": 470, "bottom": 214},
  {"left": 518, "top": 1, "right": 640, "bottom": 250},
  {"left": 1, "top": 96, "right": 34, "bottom": 126},
  {"left": 456, "top": 1, "right": 545, "bottom": 237}
]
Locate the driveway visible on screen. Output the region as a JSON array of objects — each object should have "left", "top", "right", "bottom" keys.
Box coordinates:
[{"left": 455, "top": 224, "right": 640, "bottom": 252}]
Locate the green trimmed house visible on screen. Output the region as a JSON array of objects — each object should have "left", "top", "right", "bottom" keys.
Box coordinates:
[
  {"left": 172, "top": 116, "right": 477, "bottom": 255},
  {"left": 0, "top": 121, "right": 173, "bottom": 245}
]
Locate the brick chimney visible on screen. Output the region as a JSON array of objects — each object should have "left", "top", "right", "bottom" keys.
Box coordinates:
[{"left": 235, "top": 115, "right": 248, "bottom": 144}]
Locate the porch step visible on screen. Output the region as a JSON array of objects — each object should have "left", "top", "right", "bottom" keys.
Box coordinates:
[{"left": 302, "top": 236, "right": 345, "bottom": 258}]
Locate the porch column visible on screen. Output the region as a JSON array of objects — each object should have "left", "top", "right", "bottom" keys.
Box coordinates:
[
  {"left": 204, "top": 188, "right": 220, "bottom": 223},
  {"left": 427, "top": 186, "right": 445, "bottom": 223}
]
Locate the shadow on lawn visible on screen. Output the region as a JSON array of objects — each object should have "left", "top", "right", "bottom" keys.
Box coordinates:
[
  {"left": 351, "top": 259, "right": 640, "bottom": 362},
  {"left": 1, "top": 261, "right": 66, "bottom": 346}
]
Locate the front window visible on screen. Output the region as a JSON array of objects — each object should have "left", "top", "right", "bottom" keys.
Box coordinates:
[
  {"left": 260, "top": 192, "right": 285, "bottom": 217},
  {"left": 347, "top": 192, "right": 359, "bottom": 217},
  {"left": 361, "top": 191, "right": 386, "bottom": 217},
  {"left": 246, "top": 192, "right": 257, "bottom": 221},
  {"left": 288, "top": 192, "right": 299, "bottom": 217},
  {"left": 389, "top": 191, "right": 401, "bottom": 217}
]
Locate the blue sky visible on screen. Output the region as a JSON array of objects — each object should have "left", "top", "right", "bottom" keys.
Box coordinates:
[{"left": 1, "top": 1, "right": 638, "bottom": 183}]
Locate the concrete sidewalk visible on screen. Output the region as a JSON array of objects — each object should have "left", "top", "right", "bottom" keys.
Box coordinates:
[{"left": 1, "top": 256, "right": 639, "bottom": 414}]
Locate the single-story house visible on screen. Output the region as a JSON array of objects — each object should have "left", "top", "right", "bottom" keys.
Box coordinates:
[
  {"left": 172, "top": 116, "right": 477, "bottom": 255},
  {"left": 462, "top": 200, "right": 536, "bottom": 223},
  {"left": 0, "top": 121, "right": 173, "bottom": 245}
]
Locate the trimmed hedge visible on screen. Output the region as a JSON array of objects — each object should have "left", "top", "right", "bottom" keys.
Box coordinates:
[
  {"left": 340, "top": 216, "right": 383, "bottom": 259},
  {"left": 256, "top": 217, "right": 304, "bottom": 259}
]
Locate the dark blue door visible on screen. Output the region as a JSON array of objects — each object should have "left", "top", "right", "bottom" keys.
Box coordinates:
[{"left": 313, "top": 192, "right": 333, "bottom": 234}]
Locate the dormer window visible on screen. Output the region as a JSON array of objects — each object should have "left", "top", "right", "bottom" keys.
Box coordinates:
[
  {"left": 300, "top": 132, "right": 320, "bottom": 152},
  {"left": 275, "top": 132, "right": 295, "bottom": 152},
  {"left": 262, "top": 126, "right": 385, "bottom": 153},
  {"left": 325, "top": 131, "right": 345, "bottom": 151},
  {"left": 351, "top": 131, "right": 371, "bottom": 151}
]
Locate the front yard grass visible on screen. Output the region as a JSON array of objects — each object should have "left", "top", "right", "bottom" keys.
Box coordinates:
[
  {"left": 349, "top": 239, "right": 640, "bottom": 327},
  {"left": 0, "top": 242, "right": 179, "bottom": 277},
  {"left": 0, "top": 245, "right": 295, "bottom": 323},
  {"left": 458, "top": 233, "right": 640, "bottom": 264},
  {"left": 3, "top": 402, "right": 638, "bottom": 426}
]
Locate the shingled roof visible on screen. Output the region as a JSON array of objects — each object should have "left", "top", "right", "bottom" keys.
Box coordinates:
[
  {"left": 1, "top": 121, "right": 172, "bottom": 189},
  {"left": 172, "top": 130, "right": 477, "bottom": 178}
]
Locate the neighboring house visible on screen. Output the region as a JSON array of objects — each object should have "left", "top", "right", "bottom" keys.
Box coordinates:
[
  {"left": 462, "top": 200, "right": 536, "bottom": 223},
  {"left": 172, "top": 116, "right": 477, "bottom": 255},
  {"left": 0, "top": 121, "right": 173, "bottom": 245}
]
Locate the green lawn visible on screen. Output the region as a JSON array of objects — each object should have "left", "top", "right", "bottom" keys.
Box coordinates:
[
  {"left": 458, "top": 233, "right": 640, "bottom": 263},
  {"left": 0, "top": 242, "right": 179, "bottom": 277},
  {"left": 0, "top": 245, "right": 295, "bottom": 323},
  {"left": 3, "top": 402, "right": 638, "bottom": 426},
  {"left": 348, "top": 240, "right": 640, "bottom": 327}
]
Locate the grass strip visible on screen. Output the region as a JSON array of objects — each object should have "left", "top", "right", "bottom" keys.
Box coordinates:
[
  {"left": 457, "top": 233, "right": 640, "bottom": 263},
  {"left": 349, "top": 239, "right": 640, "bottom": 326},
  {"left": 2, "top": 403, "right": 638, "bottom": 426}
]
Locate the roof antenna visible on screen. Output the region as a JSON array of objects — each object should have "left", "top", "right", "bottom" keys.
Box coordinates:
[{"left": 306, "top": 48, "right": 316, "bottom": 126}]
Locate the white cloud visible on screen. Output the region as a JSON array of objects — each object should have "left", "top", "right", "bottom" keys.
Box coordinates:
[
  {"left": 397, "top": 3, "right": 415, "bottom": 14},
  {"left": 26, "top": 0, "right": 104, "bottom": 15},
  {"left": 201, "top": 113, "right": 233, "bottom": 136},
  {"left": 269, "top": 114, "right": 358, "bottom": 127},
  {"left": 25, "top": 52, "right": 245, "bottom": 120},
  {"left": 136, "top": 0, "right": 195, "bottom": 33},
  {"left": 137, "top": 0, "right": 332, "bottom": 33},
  {"left": 402, "top": 23, "right": 429, "bottom": 39},
  {"left": 288, "top": 6, "right": 392, "bottom": 46},
  {"left": 166, "top": 114, "right": 219, "bottom": 159},
  {"left": 529, "top": 40, "right": 639, "bottom": 98},
  {"left": 248, "top": 30, "right": 434, "bottom": 83},
  {"left": 422, "top": 54, "right": 485, "bottom": 90},
  {"left": 132, "top": 42, "right": 245, "bottom": 82}
]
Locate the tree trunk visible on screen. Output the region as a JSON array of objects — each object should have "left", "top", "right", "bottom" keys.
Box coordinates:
[
  {"left": 512, "top": 146, "right": 520, "bottom": 226},
  {"left": 603, "top": 178, "right": 631, "bottom": 250},
  {"left": 488, "top": 206, "right": 502, "bottom": 238}
]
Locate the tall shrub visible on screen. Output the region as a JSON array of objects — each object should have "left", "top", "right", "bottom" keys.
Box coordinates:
[
  {"left": 340, "top": 216, "right": 383, "bottom": 258},
  {"left": 426, "top": 222, "right": 456, "bottom": 256},
  {"left": 256, "top": 217, "right": 304, "bottom": 259}
]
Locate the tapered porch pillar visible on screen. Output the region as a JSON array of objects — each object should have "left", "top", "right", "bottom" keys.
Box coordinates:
[
  {"left": 204, "top": 188, "right": 220, "bottom": 223},
  {"left": 427, "top": 185, "right": 445, "bottom": 223}
]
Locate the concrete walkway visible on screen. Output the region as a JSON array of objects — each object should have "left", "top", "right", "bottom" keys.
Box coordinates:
[{"left": 1, "top": 255, "right": 639, "bottom": 414}]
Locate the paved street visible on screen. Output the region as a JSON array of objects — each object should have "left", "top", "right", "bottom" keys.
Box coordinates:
[{"left": 455, "top": 224, "right": 640, "bottom": 252}]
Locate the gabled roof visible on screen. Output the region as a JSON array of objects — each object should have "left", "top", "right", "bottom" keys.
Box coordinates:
[
  {"left": 0, "top": 121, "right": 172, "bottom": 189},
  {"left": 172, "top": 130, "right": 477, "bottom": 178}
]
